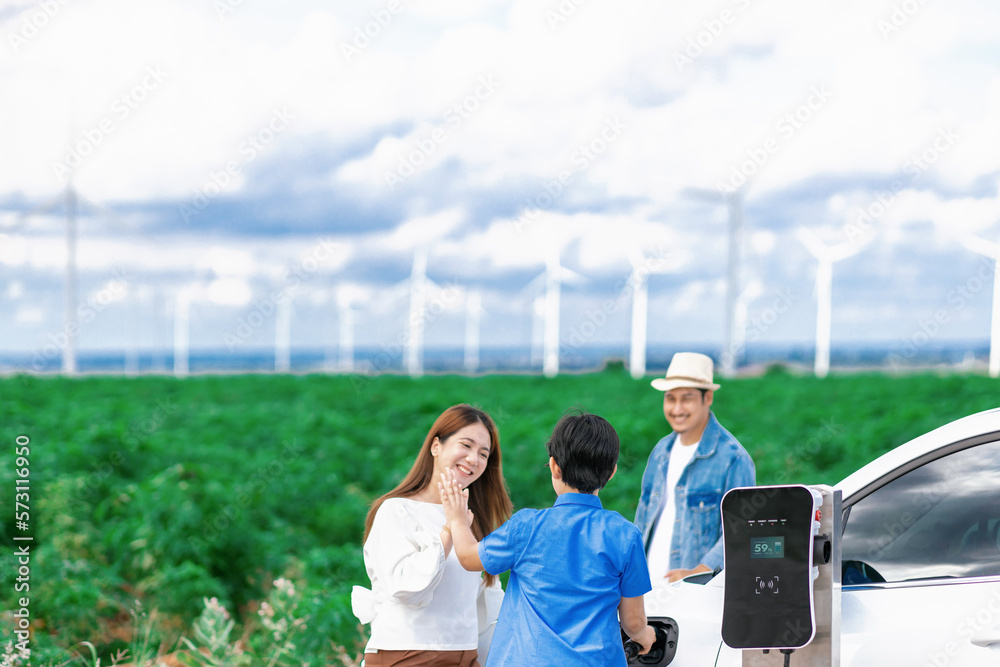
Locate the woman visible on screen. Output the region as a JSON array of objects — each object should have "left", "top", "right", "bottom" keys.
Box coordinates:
[{"left": 352, "top": 404, "right": 513, "bottom": 667}]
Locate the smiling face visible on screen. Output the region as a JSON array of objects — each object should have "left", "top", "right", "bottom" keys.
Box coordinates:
[
  {"left": 431, "top": 421, "right": 491, "bottom": 487},
  {"left": 663, "top": 387, "right": 713, "bottom": 445}
]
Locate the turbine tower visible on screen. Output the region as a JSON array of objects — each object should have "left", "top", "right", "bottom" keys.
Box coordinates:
[
  {"left": 464, "top": 289, "right": 482, "bottom": 374},
  {"left": 336, "top": 287, "right": 357, "bottom": 373},
  {"left": 275, "top": 294, "right": 293, "bottom": 373},
  {"left": 407, "top": 248, "right": 430, "bottom": 377},
  {"left": 796, "top": 227, "right": 866, "bottom": 378},
  {"left": 959, "top": 234, "right": 1000, "bottom": 378},
  {"left": 682, "top": 186, "right": 747, "bottom": 377},
  {"left": 528, "top": 246, "right": 583, "bottom": 378},
  {"left": 173, "top": 285, "right": 195, "bottom": 378},
  {"left": 628, "top": 248, "right": 672, "bottom": 379},
  {"left": 9, "top": 178, "right": 100, "bottom": 374}
]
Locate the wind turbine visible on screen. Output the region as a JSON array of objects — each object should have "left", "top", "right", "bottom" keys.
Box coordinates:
[
  {"left": 683, "top": 186, "right": 748, "bottom": 377},
  {"left": 464, "top": 289, "right": 483, "bottom": 374},
  {"left": 406, "top": 248, "right": 432, "bottom": 377},
  {"left": 958, "top": 233, "right": 1000, "bottom": 378},
  {"left": 524, "top": 286, "right": 545, "bottom": 367},
  {"left": 8, "top": 178, "right": 95, "bottom": 374},
  {"left": 173, "top": 285, "right": 197, "bottom": 377},
  {"left": 627, "top": 248, "right": 672, "bottom": 379},
  {"left": 333, "top": 284, "right": 368, "bottom": 373},
  {"left": 337, "top": 291, "right": 356, "bottom": 373},
  {"left": 523, "top": 246, "right": 584, "bottom": 378},
  {"left": 796, "top": 227, "right": 867, "bottom": 378},
  {"left": 275, "top": 293, "right": 293, "bottom": 373}
]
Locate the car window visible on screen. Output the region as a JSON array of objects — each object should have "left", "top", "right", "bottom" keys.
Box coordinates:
[{"left": 841, "top": 439, "right": 1000, "bottom": 585}]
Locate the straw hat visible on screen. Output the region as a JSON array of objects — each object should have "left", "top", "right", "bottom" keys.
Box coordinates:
[{"left": 650, "top": 352, "right": 721, "bottom": 392}]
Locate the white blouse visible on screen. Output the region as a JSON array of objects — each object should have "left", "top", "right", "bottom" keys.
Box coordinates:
[{"left": 353, "top": 497, "right": 482, "bottom": 652}]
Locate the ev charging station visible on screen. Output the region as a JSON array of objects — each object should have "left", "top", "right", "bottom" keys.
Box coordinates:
[{"left": 721, "top": 484, "right": 842, "bottom": 667}]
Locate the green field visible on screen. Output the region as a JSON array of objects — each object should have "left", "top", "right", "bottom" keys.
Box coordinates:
[{"left": 1, "top": 366, "right": 997, "bottom": 665}]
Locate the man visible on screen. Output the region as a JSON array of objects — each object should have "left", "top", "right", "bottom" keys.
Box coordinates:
[{"left": 634, "top": 352, "right": 755, "bottom": 583}]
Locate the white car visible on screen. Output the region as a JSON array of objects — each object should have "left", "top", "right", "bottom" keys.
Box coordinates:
[{"left": 643, "top": 406, "right": 1000, "bottom": 666}]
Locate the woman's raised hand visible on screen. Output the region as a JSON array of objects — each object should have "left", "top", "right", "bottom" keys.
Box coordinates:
[{"left": 439, "top": 469, "right": 473, "bottom": 528}]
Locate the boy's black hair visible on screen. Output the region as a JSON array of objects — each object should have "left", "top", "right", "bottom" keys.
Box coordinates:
[{"left": 546, "top": 410, "right": 619, "bottom": 494}]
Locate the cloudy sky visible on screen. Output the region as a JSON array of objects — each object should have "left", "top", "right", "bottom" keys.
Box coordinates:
[{"left": 2, "top": 0, "right": 1000, "bottom": 371}]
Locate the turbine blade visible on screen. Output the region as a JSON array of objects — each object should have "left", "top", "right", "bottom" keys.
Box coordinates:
[
  {"left": 960, "top": 233, "right": 999, "bottom": 259},
  {"left": 795, "top": 227, "right": 831, "bottom": 261},
  {"left": 557, "top": 266, "right": 586, "bottom": 285}
]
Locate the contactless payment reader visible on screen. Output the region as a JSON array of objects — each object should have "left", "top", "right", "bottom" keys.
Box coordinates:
[{"left": 721, "top": 485, "right": 834, "bottom": 656}]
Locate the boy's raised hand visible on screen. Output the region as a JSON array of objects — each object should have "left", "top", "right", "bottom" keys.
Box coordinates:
[{"left": 439, "top": 469, "right": 474, "bottom": 529}]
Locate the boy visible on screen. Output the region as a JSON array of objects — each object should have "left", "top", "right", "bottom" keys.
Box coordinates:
[{"left": 440, "top": 411, "right": 656, "bottom": 666}]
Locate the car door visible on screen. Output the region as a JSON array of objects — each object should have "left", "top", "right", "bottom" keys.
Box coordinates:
[{"left": 839, "top": 437, "right": 1000, "bottom": 666}]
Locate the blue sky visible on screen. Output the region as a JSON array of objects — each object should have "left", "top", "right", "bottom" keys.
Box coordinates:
[{"left": 2, "top": 0, "right": 1000, "bottom": 369}]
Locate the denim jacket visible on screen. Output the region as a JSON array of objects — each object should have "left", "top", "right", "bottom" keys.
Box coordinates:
[{"left": 634, "top": 412, "right": 755, "bottom": 572}]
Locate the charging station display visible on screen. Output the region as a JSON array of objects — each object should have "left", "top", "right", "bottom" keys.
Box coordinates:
[{"left": 721, "top": 485, "right": 823, "bottom": 651}]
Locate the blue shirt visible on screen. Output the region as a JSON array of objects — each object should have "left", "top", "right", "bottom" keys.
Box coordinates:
[
  {"left": 479, "top": 493, "right": 651, "bottom": 667},
  {"left": 634, "top": 412, "right": 755, "bottom": 571}
]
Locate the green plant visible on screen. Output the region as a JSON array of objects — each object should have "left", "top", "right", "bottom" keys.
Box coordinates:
[{"left": 179, "top": 598, "right": 249, "bottom": 667}]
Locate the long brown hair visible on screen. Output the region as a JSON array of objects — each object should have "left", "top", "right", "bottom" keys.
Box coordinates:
[{"left": 363, "top": 404, "right": 512, "bottom": 586}]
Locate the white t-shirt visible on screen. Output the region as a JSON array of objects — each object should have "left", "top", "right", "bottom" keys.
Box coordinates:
[
  {"left": 646, "top": 440, "right": 699, "bottom": 581},
  {"left": 355, "top": 497, "right": 482, "bottom": 652}
]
